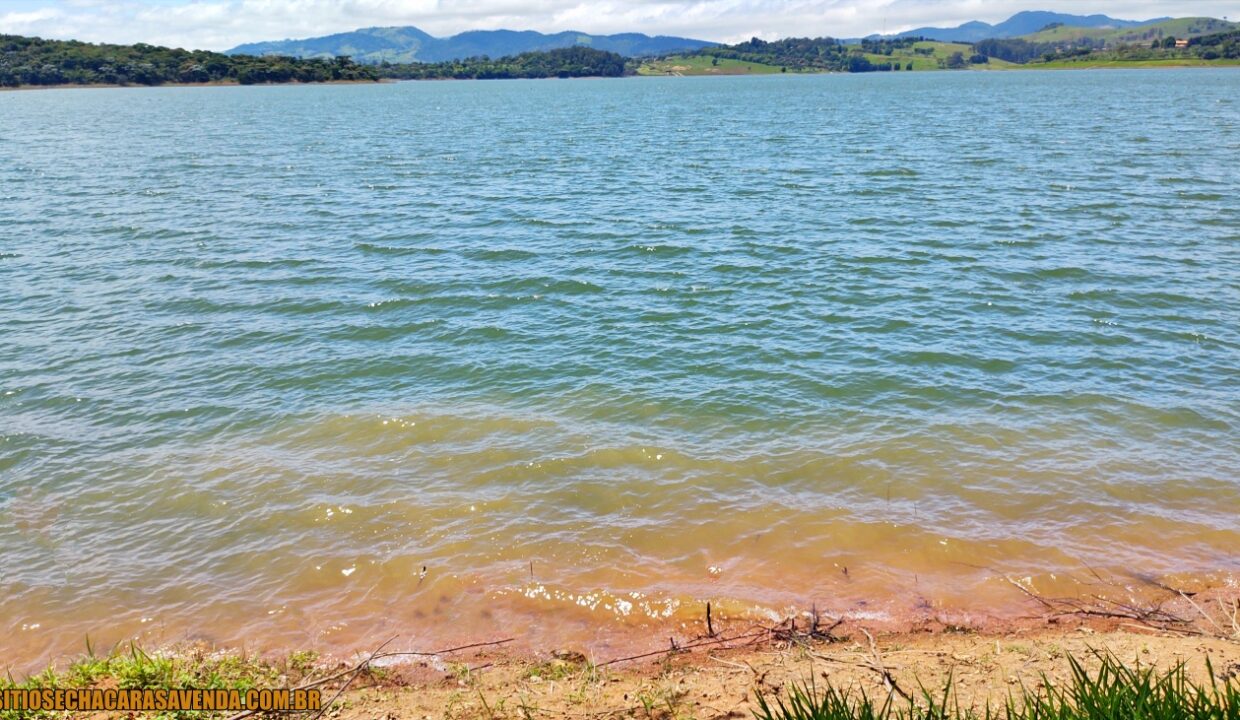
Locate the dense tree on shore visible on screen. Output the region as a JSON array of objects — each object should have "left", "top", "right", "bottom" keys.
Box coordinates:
[
  {"left": 978, "top": 28, "right": 1239, "bottom": 64},
  {"left": 1189, "top": 28, "right": 1240, "bottom": 58},
  {"left": 0, "top": 35, "right": 378, "bottom": 87},
  {"left": 693, "top": 36, "right": 915, "bottom": 72},
  {"left": 975, "top": 38, "right": 1049, "bottom": 63},
  {"left": 0, "top": 35, "right": 628, "bottom": 87},
  {"left": 377, "top": 47, "right": 628, "bottom": 80}
]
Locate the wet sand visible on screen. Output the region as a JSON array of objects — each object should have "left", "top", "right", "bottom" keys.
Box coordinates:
[
  {"left": 7, "top": 585, "right": 1237, "bottom": 717},
  {"left": 326, "top": 584, "right": 1240, "bottom": 718},
  {"left": 333, "top": 629, "right": 1240, "bottom": 719}
]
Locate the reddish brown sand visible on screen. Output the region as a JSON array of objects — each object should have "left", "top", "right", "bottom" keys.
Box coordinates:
[
  {"left": 312, "top": 587, "right": 1240, "bottom": 719},
  {"left": 330, "top": 627, "right": 1240, "bottom": 719},
  {"left": 16, "top": 587, "right": 1240, "bottom": 718}
]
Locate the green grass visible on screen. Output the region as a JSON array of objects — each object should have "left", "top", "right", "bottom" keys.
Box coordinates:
[
  {"left": 1019, "top": 26, "right": 1115, "bottom": 44},
  {"left": 846, "top": 40, "right": 972, "bottom": 72},
  {"left": 637, "top": 54, "right": 784, "bottom": 75},
  {"left": 861, "top": 42, "right": 1019, "bottom": 71},
  {"left": 0, "top": 642, "right": 304, "bottom": 720},
  {"left": 1032, "top": 57, "right": 1240, "bottom": 69},
  {"left": 754, "top": 653, "right": 1239, "bottom": 720}
]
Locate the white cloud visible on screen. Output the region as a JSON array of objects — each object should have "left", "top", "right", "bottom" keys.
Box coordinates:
[{"left": 1, "top": 0, "right": 1238, "bottom": 50}]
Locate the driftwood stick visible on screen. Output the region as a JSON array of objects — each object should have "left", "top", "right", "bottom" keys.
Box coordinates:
[
  {"left": 861, "top": 627, "right": 911, "bottom": 702},
  {"left": 309, "top": 637, "right": 396, "bottom": 720},
  {"left": 224, "top": 637, "right": 515, "bottom": 720},
  {"left": 595, "top": 629, "right": 767, "bottom": 668}
]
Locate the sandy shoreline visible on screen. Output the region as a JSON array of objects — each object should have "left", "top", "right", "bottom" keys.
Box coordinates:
[
  {"left": 10, "top": 619, "right": 1238, "bottom": 718},
  {"left": 336, "top": 626, "right": 1240, "bottom": 719},
  {"left": 5, "top": 575, "right": 1237, "bottom": 675},
  {"left": 5, "top": 585, "right": 1236, "bottom": 717}
]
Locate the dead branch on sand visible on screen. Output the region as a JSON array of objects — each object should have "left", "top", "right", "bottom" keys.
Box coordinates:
[
  {"left": 224, "top": 637, "right": 515, "bottom": 720},
  {"left": 1004, "top": 575, "right": 1240, "bottom": 642}
]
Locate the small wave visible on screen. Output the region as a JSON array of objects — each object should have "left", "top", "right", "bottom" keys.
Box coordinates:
[
  {"left": 622, "top": 243, "right": 696, "bottom": 256},
  {"left": 1067, "top": 201, "right": 1121, "bottom": 211},
  {"left": 363, "top": 297, "right": 420, "bottom": 311},
  {"left": 855, "top": 318, "right": 913, "bottom": 333},
  {"left": 850, "top": 187, "right": 905, "bottom": 197},
  {"left": 463, "top": 248, "right": 539, "bottom": 261},
  {"left": 196, "top": 257, "right": 318, "bottom": 270},
  {"left": 861, "top": 168, "right": 918, "bottom": 177},
  {"left": 1036, "top": 266, "right": 1093, "bottom": 280},
  {"left": 494, "top": 278, "right": 605, "bottom": 295},
  {"left": 261, "top": 298, "right": 352, "bottom": 315},
  {"left": 517, "top": 217, "right": 581, "bottom": 228},
  {"left": 895, "top": 351, "right": 1017, "bottom": 373},
  {"left": 211, "top": 328, "right": 307, "bottom": 348},
  {"left": 355, "top": 242, "right": 443, "bottom": 256},
  {"left": 1067, "top": 288, "right": 1118, "bottom": 300},
  {"left": 326, "top": 320, "right": 442, "bottom": 342},
  {"left": 1158, "top": 176, "right": 1224, "bottom": 187}
]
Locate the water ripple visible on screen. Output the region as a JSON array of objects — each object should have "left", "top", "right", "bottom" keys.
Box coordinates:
[{"left": 1, "top": 71, "right": 1239, "bottom": 669}]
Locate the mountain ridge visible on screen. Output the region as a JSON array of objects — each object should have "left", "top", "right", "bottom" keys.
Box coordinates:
[
  {"left": 885, "top": 10, "right": 1168, "bottom": 42},
  {"left": 226, "top": 26, "right": 715, "bottom": 63},
  {"left": 227, "top": 11, "right": 1206, "bottom": 63}
]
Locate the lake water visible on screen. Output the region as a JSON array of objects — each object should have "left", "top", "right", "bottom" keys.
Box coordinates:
[{"left": 2, "top": 70, "right": 1239, "bottom": 670}]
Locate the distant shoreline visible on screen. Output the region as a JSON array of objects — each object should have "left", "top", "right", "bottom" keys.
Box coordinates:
[
  {"left": 4, "top": 61, "right": 1239, "bottom": 92},
  {"left": 0, "top": 79, "right": 391, "bottom": 93},
  {"left": 636, "top": 56, "right": 1240, "bottom": 76}
]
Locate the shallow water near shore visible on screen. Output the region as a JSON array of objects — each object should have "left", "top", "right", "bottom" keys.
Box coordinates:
[{"left": 2, "top": 70, "right": 1239, "bottom": 670}]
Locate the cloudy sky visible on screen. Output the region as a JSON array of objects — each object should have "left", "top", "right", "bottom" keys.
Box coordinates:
[{"left": 1, "top": 0, "right": 1238, "bottom": 50}]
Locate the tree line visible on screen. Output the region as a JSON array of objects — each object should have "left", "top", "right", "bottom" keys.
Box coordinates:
[
  {"left": 0, "top": 35, "right": 628, "bottom": 88},
  {"left": 1187, "top": 29, "right": 1240, "bottom": 59},
  {"left": 977, "top": 28, "right": 1240, "bottom": 64},
  {"left": 376, "top": 47, "right": 628, "bottom": 80},
  {"left": 695, "top": 36, "right": 924, "bottom": 73},
  {"left": 0, "top": 35, "right": 379, "bottom": 87}
]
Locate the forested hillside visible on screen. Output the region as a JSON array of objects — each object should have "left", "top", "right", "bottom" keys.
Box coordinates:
[
  {"left": 228, "top": 26, "right": 712, "bottom": 64},
  {"left": 377, "top": 47, "right": 628, "bottom": 80},
  {"left": 977, "top": 26, "right": 1240, "bottom": 63},
  {"left": 0, "top": 35, "right": 378, "bottom": 86},
  {"left": 697, "top": 36, "right": 923, "bottom": 72},
  {"left": 0, "top": 36, "right": 628, "bottom": 87}
]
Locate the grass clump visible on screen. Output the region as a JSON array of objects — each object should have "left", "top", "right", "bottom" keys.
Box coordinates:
[
  {"left": 1, "top": 642, "right": 294, "bottom": 720},
  {"left": 755, "top": 653, "right": 1239, "bottom": 720}
]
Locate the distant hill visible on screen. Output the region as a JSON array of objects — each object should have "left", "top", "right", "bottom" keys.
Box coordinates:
[
  {"left": 227, "top": 26, "right": 715, "bottom": 63},
  {"left": 888, "top": 11, "right": 1161, "bottom": 42},
  {"left": 1018, "top": 16, "right": 1237, "bottom": 44}
]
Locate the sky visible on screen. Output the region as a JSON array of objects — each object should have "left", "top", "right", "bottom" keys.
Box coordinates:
[{"left": 1, "top": 0, "right": 1238, "bottom": 51}]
